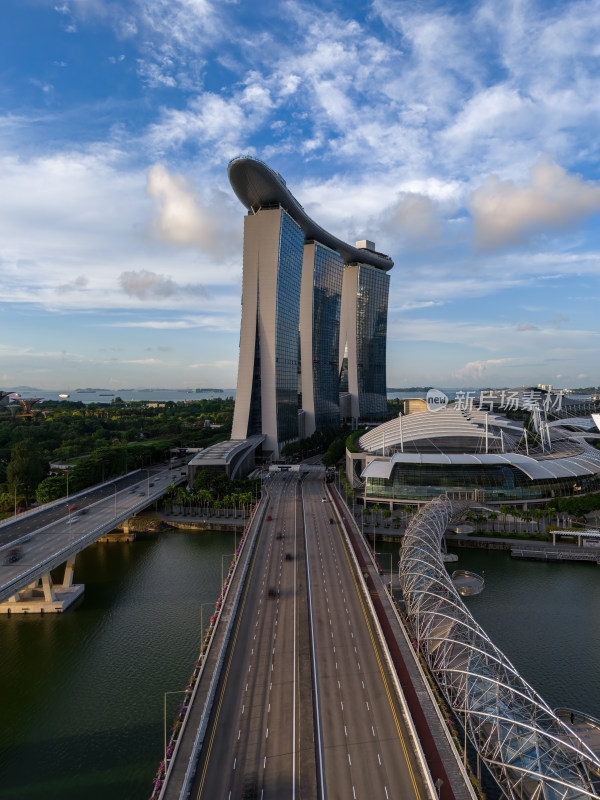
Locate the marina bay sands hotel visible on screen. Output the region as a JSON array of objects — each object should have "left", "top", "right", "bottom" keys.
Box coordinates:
[{"left": 229, "top": 156, "right": 394, "bottom": 460}]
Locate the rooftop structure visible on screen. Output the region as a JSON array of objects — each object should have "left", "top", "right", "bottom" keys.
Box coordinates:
[
  {"left": 348, "top": 403, "right": 600, "bottom": 506},
  {"left": 187, "top": 435, "right": 265, "bottom": 482}
]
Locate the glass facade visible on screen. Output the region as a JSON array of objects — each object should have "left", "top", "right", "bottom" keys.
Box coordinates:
[
  {"left": 312, "top": 243, "right": 344, "bottom": 430},
  {"left": 247, "top": 301, "right": 262, "bottom": 436},
  {"left": 365, "top": 463, "right": 600, "bottom": 503},
  {"left": 275, "top": 210, "right": 304, "bottom": 445},
  {"left": 356, "top": 265, "right": 389, "bottom": 419}
]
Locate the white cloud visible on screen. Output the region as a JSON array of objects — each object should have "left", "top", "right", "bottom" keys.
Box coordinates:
[
  {"left": 454, "top": 358, "right": 515, "bottom": 381},
  {"left": 383, "top": 192, "right": 442, "bottom": 247},
  {"left": 110, "top": 315, "right": 238, "bottom": 331},
  {"left": 469, "top": 157, "right": 600, "bottom": 250},
  {"left": 517, "top": 322, "right": 539, "bottom": 332},
  {"left": 119, "top": 269, "right": 208, "bottom": 301}
]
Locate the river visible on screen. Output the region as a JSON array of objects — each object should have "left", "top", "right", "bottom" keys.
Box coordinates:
[
  {"left": 378, "top": 540, "right": 600, "bottom": 718},
  {"left": 0, "top": 530, "right": 236, "bottom": 800},
  {"left": 2, "top": 534, "right": 599, "bottom": 798}
]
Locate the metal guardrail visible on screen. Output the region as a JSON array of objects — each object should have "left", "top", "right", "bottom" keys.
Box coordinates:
[
  {"left": 0, "top": 476, "right": 185, "bottom": 604},
  {"left": 175, "top": 488, "right": 269, "bottom": 800}
]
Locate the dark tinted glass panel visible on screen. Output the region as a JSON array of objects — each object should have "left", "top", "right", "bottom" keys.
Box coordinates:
[
  {"left": 312, "top": 243, "right": 344, "bottom": 430},
  {"left": 356, "top": 266, "right": 389, "bottom": 419},
  {"left": 275, "top": 210, "right": 304, "bottom": 444}
]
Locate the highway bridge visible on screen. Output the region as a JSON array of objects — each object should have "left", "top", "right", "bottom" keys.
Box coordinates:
[
  {"left": 159, "top": 472, "right": 476, "bottom": 800},
  {"left": 0, "top": 465, "right": 186, "bottom": 611}
]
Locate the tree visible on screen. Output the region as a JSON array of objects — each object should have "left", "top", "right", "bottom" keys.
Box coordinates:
[
  {"left": 36, "top": 475, "right": 67, "bottom": 504},
  {"left": 373, "top": 503, "right": 381, "bottom": 526},
  {"left": 499, "top": 504, "right": 511, "bottom": 532},
  {"left": 6, "top": 439, "right": 47, "bottom": 502}
]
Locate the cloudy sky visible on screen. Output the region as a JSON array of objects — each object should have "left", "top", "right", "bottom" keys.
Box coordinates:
[{"left": 1, "top": 0, "right": 600, "bottom": 391}]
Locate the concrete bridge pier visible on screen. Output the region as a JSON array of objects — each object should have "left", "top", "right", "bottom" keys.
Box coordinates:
[{"left": 0, "top": 556, "right": 84, "bottom": 614}]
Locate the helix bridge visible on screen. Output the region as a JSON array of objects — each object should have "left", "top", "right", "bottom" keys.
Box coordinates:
[{"left": 399, "top": 496, "right": 600, "bottom": 800}]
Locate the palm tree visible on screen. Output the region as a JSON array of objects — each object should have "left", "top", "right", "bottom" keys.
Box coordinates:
[
  {"left": 499, "top": 504, "right": 511, "bottom": 532},
  {"left": 533, "top": 507, "right": 543, "bottom": 535},
  {"left": 373, "top": 503, "right": 381, "bottom": 527},
  {"left": 382, "top": 508, "right": 392, "bottom": 528},
  {"left": 510, "top": 506, "right": 521, "bottom": 533},
  {"left": 488, "top": 511, "right": 498, "bottom": 532}
]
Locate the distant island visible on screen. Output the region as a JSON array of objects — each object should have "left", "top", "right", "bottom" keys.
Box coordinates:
[
  {"left": 195, "top": 388, "right": 223, "bottom": 393},
  {"left": 387, "top": 387, "right": 433, "bottom": 392}
]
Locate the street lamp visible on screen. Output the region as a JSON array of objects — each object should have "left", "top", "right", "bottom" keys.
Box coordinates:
[
  {"left": 14, "top": 482, "right": 24, "bottom": 517},
  {"left": 373, "top": 509, "right": 376, "bottom": 554},
  {"left": 113, "top": 484, "right": 117, "bottom": 517},
  {"left": 221, "top": 553, "right": 236, "bottom": 589},
  {"left": 200, "top": 602, "right": 214, "bottom": 640},
  {"left": 163, "top": 690, "right": 191, "bottom": 778},
  {"left": 376, "top": 551, "right": 393, "bottom": 592}
]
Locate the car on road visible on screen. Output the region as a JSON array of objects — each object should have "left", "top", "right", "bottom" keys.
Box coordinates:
[
  {"left": 321, "top": 497, "right": 327, "bottom": 502},
  {"left": 267, "top": 587, "right": 277, "bottom": 598},
  {"left": 285, "top": 552, "right": 293, "bottom": 561},
  {"left": 266, "top": 516, "right": 272, "bottom": 521},
  {"left": 67, "top": 516, "right": 79, "bottom": 524},
  {"left": 68, "top": 504, "right": 79, "bottom": 511},
  {"left": 3, "top": 547, "right": 23, "bottom": 565},
  {"left": 276, "top": 531, "right": 283, "bottom": 539},
  {"left": 329, "top": 518, "right": 334, "bottom": 524}
]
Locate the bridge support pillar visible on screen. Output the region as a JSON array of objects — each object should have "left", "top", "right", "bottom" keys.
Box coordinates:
[
  {"left": 41, "top": 572, "right": 56, "bottom": 602},
  {"left": 0, "top": 559, "right": 84, "bottom": 615}
]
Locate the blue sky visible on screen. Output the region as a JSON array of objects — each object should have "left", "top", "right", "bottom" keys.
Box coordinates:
[{"left": 1, "top": 0, "right": 599, "bottom": 391}]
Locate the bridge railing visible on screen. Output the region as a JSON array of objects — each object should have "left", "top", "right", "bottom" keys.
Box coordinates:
[{"left": 0, "top": 477, "right": 185, "bottom": 604}]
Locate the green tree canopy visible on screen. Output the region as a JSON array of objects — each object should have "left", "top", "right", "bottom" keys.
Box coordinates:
[{"left": 6, "top": 439, "right": 47, "bottom": 500}]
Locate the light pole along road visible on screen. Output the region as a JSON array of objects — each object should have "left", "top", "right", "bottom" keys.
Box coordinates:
[{"left": 188, "top": 471, "right": 429, "bottom": 800}]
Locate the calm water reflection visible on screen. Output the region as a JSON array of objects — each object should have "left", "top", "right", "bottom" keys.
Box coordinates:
[
  {"left": 2, "top": 533, "right": 598, "bottom": 799},
  {"left": 0, "top": 531, "right": 235, "bottom": 800},
  {"left": 378, "top": 540, "right": 600, "bottom": 718}
]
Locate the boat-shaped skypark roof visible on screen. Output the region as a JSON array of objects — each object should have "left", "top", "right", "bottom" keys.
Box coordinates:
[{"left": 228, "top": 156, "right": 394, "bottom": 271}]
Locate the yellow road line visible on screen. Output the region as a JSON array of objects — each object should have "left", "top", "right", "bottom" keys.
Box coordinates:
[{"left": 333, "top": 508, "right": 422, "bottom": 800}]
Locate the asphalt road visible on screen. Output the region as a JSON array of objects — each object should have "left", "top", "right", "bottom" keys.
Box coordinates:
[
  {"left": 189, "top": 472, "right": 429, "bottom": 800},
  {"left": 0, "top": 465, "right": 181, "bottom": 602},
  {"left": 303, "top": 473, "right": 428, "bottom": 800},
  {"left": 191, "top": 471, "right": 314, "bottom": 799},
  {"left": 0, "top": 462, "right": 187, "bottom": 549}
]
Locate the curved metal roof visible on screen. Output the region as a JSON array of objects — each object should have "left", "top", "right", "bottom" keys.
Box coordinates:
[
  {"left": 359, "top": 408, "right": 521, "bottom": 453},
  {"left": 361, "top": 450, "right": 600, "bottom": 481},
  {"left": 228, "top": 156, "right": 394, "bottom": 271}
]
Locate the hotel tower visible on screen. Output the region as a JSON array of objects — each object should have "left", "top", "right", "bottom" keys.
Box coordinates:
[{"left": 228, "top": 157, "right": 393, "bottom": 459}]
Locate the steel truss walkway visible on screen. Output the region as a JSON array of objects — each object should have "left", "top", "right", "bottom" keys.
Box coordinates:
[{"left": 399, "top": 496, "right": 600, "bottom": 800}]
